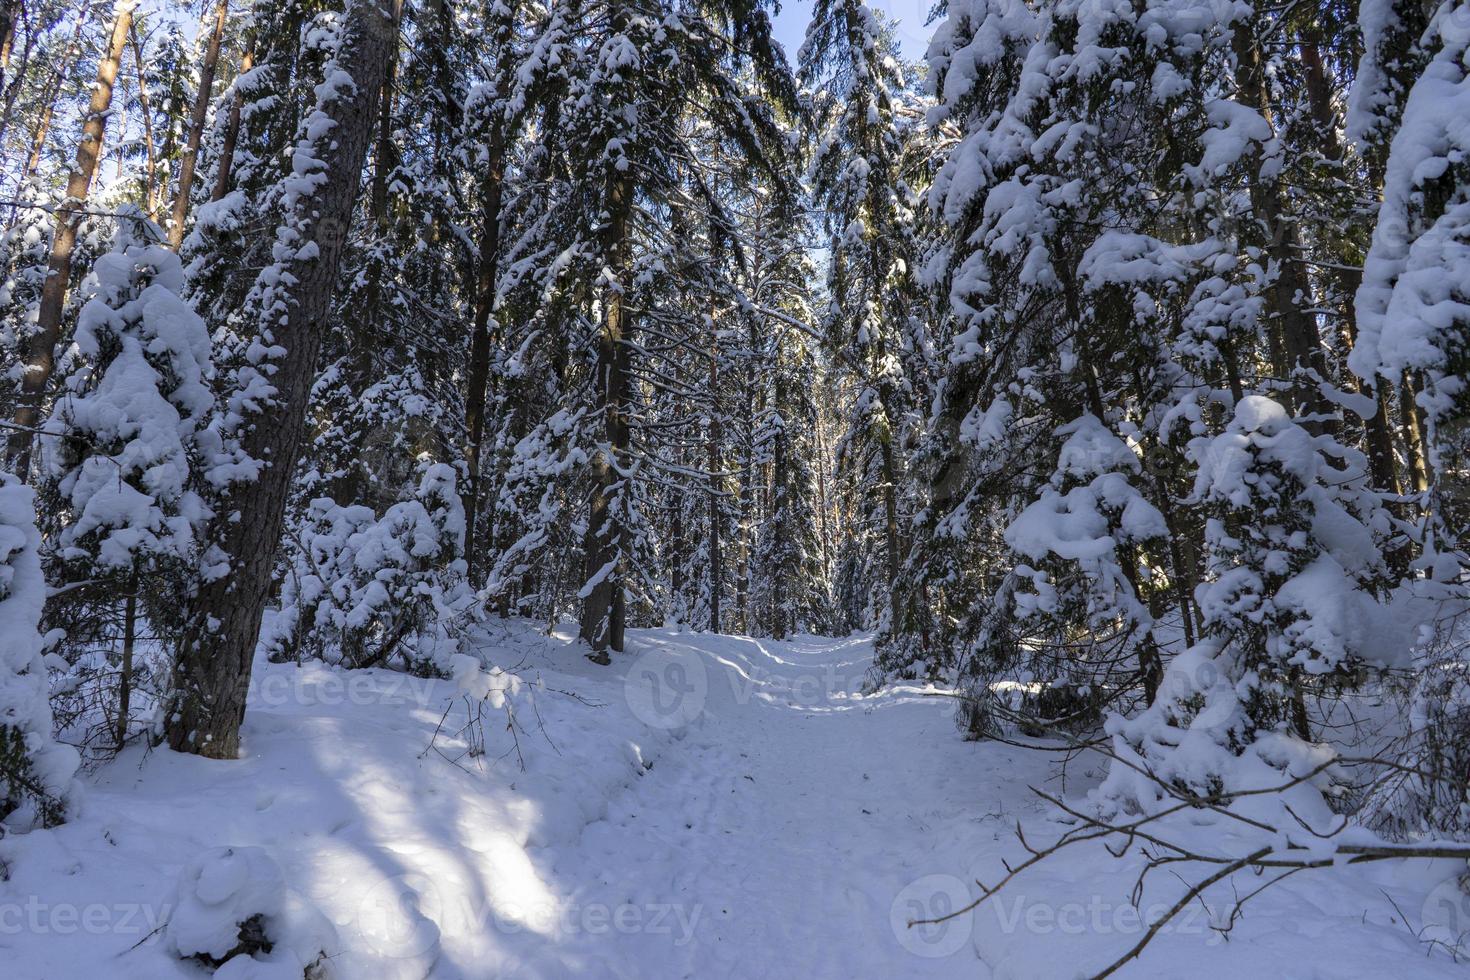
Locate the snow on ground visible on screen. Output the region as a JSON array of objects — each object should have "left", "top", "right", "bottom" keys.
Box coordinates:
[{"left": 3, "top": 623, "right": 1467, "bottom": 978}]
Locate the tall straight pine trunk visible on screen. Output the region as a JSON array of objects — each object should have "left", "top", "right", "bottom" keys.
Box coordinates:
[
  {"left": 463, "top": 133, "right": 507, "bottom": 581},
  {"left": 21, "top": 17, "right": 85, "bottom": 179},
  {"left": 127, "top": 25, "right": 158, "bottom": 213},
  {"left": 879, "top": 436, "right": 901, "bottom": 631},
  {"left": 707, "top": 304, "right": 723, "bottom": 633},
  {"left": 1230, "top": 25, "right": 1328, "bottom": 420},
  {"left": 7, "top": 1, "right": 133, "bottom": 477},
  {"left": 0, "top": 0, "right": 24, "bottom": 152},
  {"left": 209, "top": 44, "right": 253, "bottom": 202},
  {"left": 580, "top": 171, "right": 633, "bottom": 658},
  {"left": 0, "top": 1, "right": 16, "bottom": 94},
  {"left": 164, "top": 0, "right": 397, "bottom": 758},
  {"left": 166, "top": 0, "right": 229, "bottom": 247},
  {"left": 769, "top": 366, "right": 790, "bottom": 640}
]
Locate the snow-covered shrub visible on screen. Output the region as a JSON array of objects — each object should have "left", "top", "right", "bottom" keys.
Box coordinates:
[
  {"left": 299, "top": 358, "right": 460, "bottom": 513},
  {"left": 43, "top": 213, "right": 213, "bottom": 576},
  {"left": 0, "top": 477, "right": 79, "bottom": 832},
  {"left": 1360, "top": 578, "right": 1470, "bottom": 841},
  {"left": 1369, "top": 652, "right": 1470, "bottom": 840},
  {"left": 265, "top": 464, "right": 471, "bottom": 674},
  {"left": 34, "top": 213, "right": 213, "bottom": 749},
  {"left": 484, "top": 408, "right": 590, "bottom": 621},
  {"left": 166, "top": 846, "right": 337, "bottom": 976},
  {"left": 1003, "top": 415, "right": 1170, "bottom": 704},
  {"left": 1098, "top": 396, "right": 1399, "bottom": 820}
]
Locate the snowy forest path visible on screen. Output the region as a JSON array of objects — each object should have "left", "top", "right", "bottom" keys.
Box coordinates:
[
  {"left": 14, "top": 627, "right": 1443, "bottom": 980},
  {"left": 509, "top": 630, "right": 1032, "bottom": 978}
]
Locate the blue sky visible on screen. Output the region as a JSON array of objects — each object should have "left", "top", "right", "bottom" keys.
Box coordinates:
[{"left": 769, "top": 0, "right": 935, "bottom": 63}]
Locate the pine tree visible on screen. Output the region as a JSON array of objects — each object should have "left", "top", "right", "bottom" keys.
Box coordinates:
[
  {"left": 803, "top": 0, "right": 924, "bottom": 635},
  {"left": 45, "top": 214, "right": 212, "bottom": 577},
  {"left": 1100, "top": 396, "right": 1395, "bottom": 819},
  {"left": 484, "top": 0, "right": 798, "bottom": 656},
  {"left": 165, "top": 0, "right": 398, "bottom": 758},
  {"left": 40, "top": 212, "right": 212, "bottom": 742},
  {"left": 1349, "top": 1, "right": 1470, "bottom": 840}
]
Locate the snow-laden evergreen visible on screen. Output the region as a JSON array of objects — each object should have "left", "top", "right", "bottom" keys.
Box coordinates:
[
  {"left": 0, "top": 476, "right": 78, "bottom": 831},
  {"left": 803, "top": 0, "right": 929, "bottom": 636},
  {"left": 1100, "top": 396, "right": 1401, "bottom": 817},
  {"left": 44, "top": 214, "right": 212, "bottom": 575},
  {"left": 1, "top": 0, "right": 1469, "bottom": 974},
  {"left": 1351, "top": 6, "right": 1470, "bottom": 435},
  {"left": 266, "top": 463, "right": 471, "bottom": 674}
]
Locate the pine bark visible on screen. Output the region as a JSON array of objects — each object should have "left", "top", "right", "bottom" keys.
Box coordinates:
[
  {"left": 0, "top": 0, "right": 23, "bottom": 149},
  {"left": 167, "top": 0, "right": 229, "bottom": 247},
  {"left": 0, "top": 1, "right": 14, "bottom": 90},
  {"left": 1401, "top": 372, "right": 1432, "bottom": 493},
  {"left": 579, "top": 171, "right": 633, "bottom": 658},
  {"left": 7, "top": 1, "right": 134, "bottom": 477},
  {"left": 128, "top": 25, "right": 158, "bottom": 214},
  {"left": 463, "top": 132, "right": 506, "bottom": 582},
  {"left": 164, "top": 0, "right": 397, "bottom": 758},
  {"left": 708, "top": 315, "right": 723, "bottom": 634},
  {"left": 1231, "top": 26, "right": 1328, "bottom": 418},
  {"left": 209, "top": 44, "right": 253, "bottom": 202}
]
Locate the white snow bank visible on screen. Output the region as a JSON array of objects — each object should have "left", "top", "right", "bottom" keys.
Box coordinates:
[{"left": 166, "top": 845, "right": 338, "bottom": 975}]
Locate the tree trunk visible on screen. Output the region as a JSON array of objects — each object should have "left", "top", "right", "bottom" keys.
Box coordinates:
[
  {"left": 21, "top": 17, "right": 85, "bottom": 180},
  {"left": 367, "top": 0, "right": 404, "bottom": 227},
  {"left": 813, "top": 407, "right": 832, "bottom": 585},
  {"left": 463, "top": 133, "right": 506, "bottom": 582},
  {"left": 708, "top": 314, "right": 723, "bottom": 634},
  {"left": 166, "top": 0, "right": 229, "bottom": 246},
  {"left": 6, "top": 1, "right": 134, "bottom": 477},
  {"left": 1231, "top": 26, "right": 1328, "bottom": 420},
  {"left": 670, "top": 442, "right": 685, "bottom": 614},
  {"left": 1299, "top": 36, "right": 1401, "bottom": 495},
  {"left": 128, "top": 25, "right": 158, "bottom": 215},
  {"left": 0, "top": 0, "right": 27, "bottom": 155},
  {"left": 879, "top": 435, "right": 901, "bottom": 630},
  {"left": 579, "top": 171, "right": 632, "bottom": 659},
  {"left": 209, "top": 44, "right": 253, "bottom": 203},
  {"left": 116, "top": 576, "right": 138, "bottom": 749},
  {"left": 735, "top": 369, "right": 752, "bottom": 633},
  {"left": 1401, "top": 372, "right": 1431, "bottom": 494},
  {"left": 770, "top": 366, "right": 790, "bottom": 640},
  {"left": 164, "top": 0, "right": 396, "bottom": 758},
  {"left": 0, "top": 1, "right": 15, "bottom": 94},
  {"left": 461, "top": 6, "right": 521, "bottom": 583}
]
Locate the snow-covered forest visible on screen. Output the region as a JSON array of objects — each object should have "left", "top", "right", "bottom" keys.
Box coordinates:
[{"left": 1, "top": 0, "right": 1469, "bottom": 975}]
